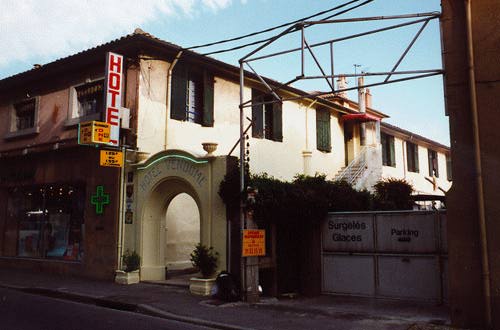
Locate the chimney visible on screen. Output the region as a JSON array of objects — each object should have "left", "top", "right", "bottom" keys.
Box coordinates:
[
  {"left": 336, "top": 76, "right": 348, "bottom": 98},
  {"left": 366, "top": 88, "right": 372, "bottom": 108}
]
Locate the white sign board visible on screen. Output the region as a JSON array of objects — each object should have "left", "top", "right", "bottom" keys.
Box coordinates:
[{"left": 104, "top": 52, "right": 123, "bottom": 146}]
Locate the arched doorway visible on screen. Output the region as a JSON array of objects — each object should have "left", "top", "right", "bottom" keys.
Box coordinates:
[
  {"left": 165, "top": 193, "right": 200, "bottom": 271},
  {"left": 132, "top": 150, "right": 228, "bottom": 281}
]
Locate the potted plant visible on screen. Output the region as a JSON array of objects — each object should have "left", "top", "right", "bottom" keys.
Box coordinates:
[
  {"left": 115, "top": 250, "right": 141, "bottom": 285},
  {"left": 189, "top": 243, "right": 219, "bottom": 296}
]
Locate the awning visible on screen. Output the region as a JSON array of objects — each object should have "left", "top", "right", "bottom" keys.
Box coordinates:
[{"left": 342, "top": 113, "right": 380, "bottom": 122}]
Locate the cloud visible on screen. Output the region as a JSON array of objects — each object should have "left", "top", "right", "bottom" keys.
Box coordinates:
[{"left": 0, "top": 0, "right": 233, "bottom": 68}]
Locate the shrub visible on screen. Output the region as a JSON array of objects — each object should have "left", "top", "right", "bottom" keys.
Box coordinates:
[
  {"left": 122, "top": 250, "right": 140, "bottom": 272},
  {"left": 190, "top": 243, "right": 219, "bottom": 278},
  {"left": 374, "top": 178, "right": 414, "bottom": 210}
]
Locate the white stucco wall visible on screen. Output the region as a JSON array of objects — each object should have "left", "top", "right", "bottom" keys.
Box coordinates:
[{"left": 136, "top": 59, "right": 169, "bottom": 154}]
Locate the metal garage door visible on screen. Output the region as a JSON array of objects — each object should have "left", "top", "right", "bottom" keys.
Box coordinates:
[{"left": 321, "top": 210, "right": 447, "bottom": 302}]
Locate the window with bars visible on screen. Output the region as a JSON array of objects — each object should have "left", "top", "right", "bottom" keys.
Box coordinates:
[
  {"left": 171, "top": 64, "right": 214, "bottom": 127},
  {"left": 406, "top": 141, "right": 419, "bottom": 173},
  {"left": 75, "top": 80, "right": 104, "bottom": 117},
  {"left": 316, "top": 108, "right": 331, "bottom": 152},
  {"left": 13, "top": 99, "right": 36, "bottom": 131},
  {"left": 251, "top": 89, "right": 282, "bottom": 142},
  {"left": 381, "top": 133, "right": 396, "bottom": 167}
]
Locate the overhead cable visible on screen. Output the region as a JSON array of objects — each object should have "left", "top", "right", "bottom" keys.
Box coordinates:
[
  {"left": 186, "top": 0, "right": 363, "bottom": 50},
  {"left": 200, "top": 0, "right": 374, "bottom": 56}
]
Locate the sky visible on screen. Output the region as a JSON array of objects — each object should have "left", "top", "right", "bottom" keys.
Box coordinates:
[{"left": 0, "top": 0, "right": 449, "bottom": 145}]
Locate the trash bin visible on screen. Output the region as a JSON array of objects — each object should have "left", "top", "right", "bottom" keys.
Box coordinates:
[{"left": 214, "top": 271, "right": 239, "bottom": 302}]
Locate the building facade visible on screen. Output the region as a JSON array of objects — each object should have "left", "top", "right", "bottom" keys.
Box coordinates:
[
  {"left": 380, "top": 122, "right": 451, "bottom": 203},
  {"left": 0, "top": 30, "right": 451, "bottom": 284}
]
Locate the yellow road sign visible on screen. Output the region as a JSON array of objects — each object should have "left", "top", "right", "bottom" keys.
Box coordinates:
[
  {"left": 242, "top": 229, "right": 266, "bottom": 257},
  {"left": 100, "top": 150, "right": 123, "bottom": 167}
]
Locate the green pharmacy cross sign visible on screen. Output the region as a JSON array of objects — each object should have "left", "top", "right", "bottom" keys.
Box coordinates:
[{"left": 91, "top": 185, "right": 110, "bottom": 214}]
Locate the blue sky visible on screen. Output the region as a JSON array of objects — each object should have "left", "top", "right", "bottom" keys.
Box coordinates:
[{"left": 0, "top": 0, "right": 449, "bottom": 145}]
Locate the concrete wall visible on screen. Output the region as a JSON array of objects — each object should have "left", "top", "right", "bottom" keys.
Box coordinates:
[{"left": 442, "top": 0, "right": 500, "bottom": 328}]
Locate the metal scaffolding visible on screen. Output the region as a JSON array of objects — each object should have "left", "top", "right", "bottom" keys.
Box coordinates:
[{"left": 237, "top": 9, "right": 442, "bottom": 301}]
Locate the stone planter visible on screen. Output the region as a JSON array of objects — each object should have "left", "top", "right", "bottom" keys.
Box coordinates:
[
  {"left": 202, "top": 142, "right": 218, "bottom": 156},
  {"left": 115, "top": 270, "right": 140, "bottom": 285},
  {"left": 189, "top": 277, "right": 216, "bottom": 296}
]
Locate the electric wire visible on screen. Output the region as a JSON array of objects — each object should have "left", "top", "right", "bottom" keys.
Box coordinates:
[
  {"left": 186, "top": 0, "right": 363, "bottom": 50},
  {"left": 199, "top": 0, "right": 374, "bottom": 56}
]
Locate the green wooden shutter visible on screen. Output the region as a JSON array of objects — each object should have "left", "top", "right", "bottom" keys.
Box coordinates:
[
  {"left": 413, "top": 144, "right": 419, "bottom": 172},
  {"left": 272, "top": 101, "right": 283, "bottom": 142},
  {"left": 251, "top": 89, "right": 264, "bottom": 138},
  {"left": 171, "top": 64, "right": 187, "bottom": 121},
  {"left": 389, "top": 135, "right": 395, "bottom": 166},
  {"left": 316, "top": 109, "right": 331, "bottom": 152},
  {"left": 381, "top": 133, "right": 388, "bottom": 165},
  {"left": 202, "top": 70, "right": 214, "bottom": 127}
]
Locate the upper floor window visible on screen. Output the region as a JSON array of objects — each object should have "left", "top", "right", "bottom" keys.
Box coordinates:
[
  {"left": 251, "top": 89, "right": 282, "bottom": 142},
  {"left": 5, "top": 97, "right": 40, "bottom": 139},
  {"left": 406, "top": 141, "right": 419, "bottom": 173},
  {"left": 428, "top": 149, "right": 439, "bottom": 177},
  {"left": 381, "top": 133, "right": 395, "bottom": 167},
  {"left": 171, "top": 64, "right": 214, "bottom": 127},
  {"left": 75, "top": 80, "right": 104, "bottom": 117},
  {"left": 14, "top": 99, "right": 36, "bottom": 130},
  {"left": 67, "top": 79, "right": 104, "bottom": 125},
  {"left": 316, "top": 108, "right": 331, "bottom": 152}
]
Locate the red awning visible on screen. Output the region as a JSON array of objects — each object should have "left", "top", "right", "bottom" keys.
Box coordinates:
[{"left": 342, "top": 113, "right": 380, "bottom": 122}]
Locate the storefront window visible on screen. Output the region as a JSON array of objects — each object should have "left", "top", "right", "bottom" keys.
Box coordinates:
[{"left": 10, "top": 183, "right": 85, "bottom": 261}]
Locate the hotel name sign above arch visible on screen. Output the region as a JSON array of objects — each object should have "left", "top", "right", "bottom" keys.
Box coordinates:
[{"left": 137, "top": 153, "right": 209, "bottom": 194}]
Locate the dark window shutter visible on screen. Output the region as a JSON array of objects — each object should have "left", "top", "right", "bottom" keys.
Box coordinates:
[
  {"left": 171, "top": 64, "right": 187, "bottom": 121},
  {"left": 413, "top": 145, "right": 419, "bottom": 172},
  {"left": 202, "top": 71, "right": 214, "bottom": 127},
  {"left": 316, "top": 109, "right": 331, "bottom": 152},
  {"left": 272, "top": 101, "right": 283, "bottom": 142},
  {"left": 389, "top": 136, "right": 395, "bottom": 166},
  {"left": 381, "top": 133, "right": 388, "bottom": 165},
  {"left": 251, "top": 89, "right": 263, "bottom": 138}
]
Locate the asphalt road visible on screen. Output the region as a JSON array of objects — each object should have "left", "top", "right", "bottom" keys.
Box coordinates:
[{"left": 0, "top": 287, "right": 217, "bottom": 330}]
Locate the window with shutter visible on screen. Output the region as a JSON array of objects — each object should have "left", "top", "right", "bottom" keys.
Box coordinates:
[
  {"left": 428, "top": 149, "right": 439, "bottom": 177},
  {"left": 251, "top": 90, "right": 282, "bottom": 142},
  {"left": 406, "top": 142, "right": 419, "bottom": 173},
  {"left": 381, "top": 133, "right": 396, "bottom": 167},
  {"left": 171, "top": 65, "right": 214, "bottom": 126},
  {"left": 251, "top": 89, "right": 264, "bottom": 138},
  {"left": 316, "top": 108, "right": 331, "bottom": 152}
]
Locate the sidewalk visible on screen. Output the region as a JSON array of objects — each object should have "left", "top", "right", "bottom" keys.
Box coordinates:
[{"left": 0, "top": 268, "right": 462, "bottom": 330}]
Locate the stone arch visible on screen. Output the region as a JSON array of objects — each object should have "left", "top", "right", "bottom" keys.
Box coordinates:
[{"left": 131, "top": 150, "right": 229, "bottom": 281}]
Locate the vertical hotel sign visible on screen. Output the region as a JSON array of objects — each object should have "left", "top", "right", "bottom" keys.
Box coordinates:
[{"left": 104, "top": 52, "right": 123, "bottom": 146}]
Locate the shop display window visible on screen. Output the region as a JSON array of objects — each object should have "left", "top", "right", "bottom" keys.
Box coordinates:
[{"left": 9, "top": 183, "right": 85, "bottom": 261}]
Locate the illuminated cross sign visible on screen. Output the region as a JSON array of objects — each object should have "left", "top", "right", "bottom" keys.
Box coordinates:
[
  {"left": 91, "top": 185, "right": 110, "bottom": 214},
  {"left": 104, "top": 52, "right": 123, "bottom": 146}
]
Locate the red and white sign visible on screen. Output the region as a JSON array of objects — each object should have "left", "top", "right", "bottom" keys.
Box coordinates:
[{"left": 104, "top": 52, "right": 123, "bottom": 146}]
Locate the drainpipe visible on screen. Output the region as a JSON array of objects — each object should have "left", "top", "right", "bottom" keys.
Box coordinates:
[
  {"left": 303, "top": 100, "right": 318, "bottom": 176},
  {"left": 465, "top": 0, "right": 492, "bottom": 327},
  {"left": 164, "top": 51, "right": 183, "bottom": 150}
]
